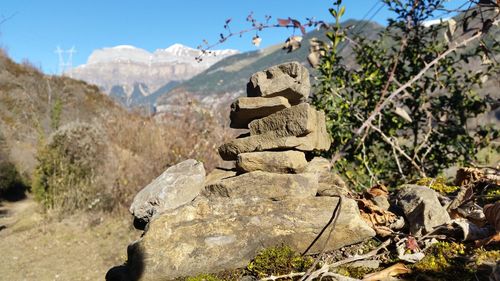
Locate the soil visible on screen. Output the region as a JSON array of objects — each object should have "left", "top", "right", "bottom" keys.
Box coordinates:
[{"left": 0, "top": 196, "right": 140, "bottom": 281}]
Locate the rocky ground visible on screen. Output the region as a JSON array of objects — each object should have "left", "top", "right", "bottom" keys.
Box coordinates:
[{"left": 0, "top": 196, "right": 139, "bottom": 281}]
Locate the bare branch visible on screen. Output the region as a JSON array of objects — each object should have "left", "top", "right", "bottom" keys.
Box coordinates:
[
  {"left": 328, "top": 239, "right": 391, "bottom": 269},
  {"left": 393, "top": 144, "right": 405, "bottom": 177},
  {"left": 0, "top": 11, "right": 18, "bottom": 26},
  {"left": 300, "top": 239, "right": 392, "bottom": 280},
  {"left": 353, "top": 19, "right": 499, "bottom": 139},
  {"left": 196, "top": 17, "right": 323, "bottom": 61},
  {"left": 366, "top": 122, "right": 425, "bottom": 177}
]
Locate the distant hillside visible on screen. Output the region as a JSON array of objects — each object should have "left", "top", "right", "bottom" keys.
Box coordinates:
[
  {"left": 155, "top": 13, "right": 498, "bottom": 124},
  {"left": 157, "top": 19, "right": 383, "bottom": 107},
  {"left": 0, "top": 50, "right": 229, "bottom": 207},
  {"left": 0, "top": 50, "right": 129, "bottom": 178}
]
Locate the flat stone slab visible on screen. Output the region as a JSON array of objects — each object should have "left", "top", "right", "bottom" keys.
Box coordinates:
[
  {"left": 236, "top": 151, "right": 307, "bottom": 173},
  {"left": 249, "top": 103, "right": 317, "bottom": 137},
  {"left": 218, "top": 107, "right": 331, "bottom": 161},
  {"left": 204, "top": 167, "right": 237, "bottom": 183},
  {"left": 218, "top": 130, "right": 330, "bottom": 160},
  {"left": 129, "top": 159, "right": 205, "bottom": 226},
  {"left": 230, "top": 97, "right": 291, "bottom": 129},
  {"left": 247, "top": 61, "right": 310, "bottom": 105},
  {"left": 125, "top": 196, "right": 376, "bottom": 280},
  {"left": 204, "top": 170, "right": 318, "bottom": 199}
]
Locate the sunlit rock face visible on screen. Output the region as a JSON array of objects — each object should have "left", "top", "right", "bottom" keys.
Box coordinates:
[{"left": 69, "top": 44, "right": 239, "bottom": 103}]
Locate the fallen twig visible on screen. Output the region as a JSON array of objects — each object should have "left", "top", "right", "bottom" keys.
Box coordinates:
[
  {"left": 303, "top": 239, "right": 392, "bottom": 281},
  {"left": 362, "top": 262, "right": 411, "bottom": 281},
  {"left": 328, "top": 239, "right": 392, "bottom": 269}
]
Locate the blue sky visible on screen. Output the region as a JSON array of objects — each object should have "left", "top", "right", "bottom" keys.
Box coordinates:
[{"left": 0, "top": 1, "right": 460, "bottom": 74}]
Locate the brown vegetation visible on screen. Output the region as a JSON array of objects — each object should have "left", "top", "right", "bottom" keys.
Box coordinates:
[{"left": 0, "top": 49, "right": 231, "bottom": 213}]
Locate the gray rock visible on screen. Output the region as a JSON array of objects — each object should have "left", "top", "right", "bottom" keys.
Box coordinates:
[
  {"left": 396, "top": 184, "right": 451, "bottom": 236},
  {"left": 371, "top": 196, "right": 391, "bottom": 211},
  {"left": 305, "top": 157, "right": 350, "bottom": 196},
  {"left": 230, "top": 97, "right": 291, "bottom": 129},
  {"left": 218, "top": 130, "right": 330, "bottom": 160},
  {"left": 249, "top": 103, "right": 317, "bottom": 137},
  {"left": 126, "top": 196, "right": 375, "bottom": 280},
  {"left": 129, "top": 159, "right": 205, "bottom": 225},
  {"left": 204, "top": 170, "right": 318, "bottom": 199},
  {"left": 247, "top": 61, "right": 310, "bottom": 105},
  {"left": 236, "top": 151, "right": 307, "bottom": 173}
]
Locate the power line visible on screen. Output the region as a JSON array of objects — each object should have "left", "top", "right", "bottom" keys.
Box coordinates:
[
  {"left": 353, "top": 1, "right": 386, "bottom": 36},
  {"left": 54, "top": 46, "right": 76, "bottom": 76},
  {"left": 338, "top": 1, "right": 385, "bottom": 54}
]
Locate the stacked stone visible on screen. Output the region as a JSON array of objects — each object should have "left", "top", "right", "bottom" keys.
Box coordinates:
[
  {"left": 124, "top": 62, "right": 374, "bottom": 281},
  {"left": 218, "top": 61, "right": 332, "bottom": 175}
]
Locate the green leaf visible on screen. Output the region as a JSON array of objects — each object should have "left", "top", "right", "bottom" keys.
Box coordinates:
[{"left": 339, "top": 6, "right": 346, "bottom": 18}]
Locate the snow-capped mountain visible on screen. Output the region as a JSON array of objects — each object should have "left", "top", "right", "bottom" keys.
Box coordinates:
[{"left": 69, "top": 44, "right": 238, "bottom": 107}]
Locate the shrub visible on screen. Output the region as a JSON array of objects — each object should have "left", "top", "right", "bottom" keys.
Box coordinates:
[
  {"left": 0, "top": 129, "right": 26, "bottom": 199},
  {"left": 0, "top": 160, "right": 23, "bottom": 197},
  {"left": 32, "top": 121, "right": 108, "bottom": 211},
  {"left": 311, "top": 1, "right": 499, "bottom": 188}
]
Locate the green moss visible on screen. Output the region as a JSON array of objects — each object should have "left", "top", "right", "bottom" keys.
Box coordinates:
[
  {"left": 415, "top": 177, "right": 459, "bottom": 194},
  {"left": 182, "top": 269, "right": 245, "bottom": 281},
  {"left": 411, "top": 242, "right": 473, "bottom": 281},
  {"left": 185, "top": 273, "right": 223, "bottom": 281},
  {"left": 473, "top": 248, "right": 500, "bottom": 266},
  {"left": 484, "top": 187, "right": 500, "bottom": 202},
  {"left": 247, "top": 245, "right": 314, "bottom": 278},
  {"left": 332, "top": 266, "right": 375, "bottom": 279}
]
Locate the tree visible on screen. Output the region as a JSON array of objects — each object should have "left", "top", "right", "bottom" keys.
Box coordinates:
[{"left": 311, "top": 0, "right": 499, "bottom": 187}]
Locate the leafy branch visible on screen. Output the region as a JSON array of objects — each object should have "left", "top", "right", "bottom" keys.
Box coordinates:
[
  {"left": 312, "top": 0, "right": 499, "bottom": 186},
  {"left": 195, "top": 13, "right": 328, "bottom": 62}
]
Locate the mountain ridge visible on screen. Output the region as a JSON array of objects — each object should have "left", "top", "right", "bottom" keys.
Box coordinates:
[{"left": 69, "top": 43, "right": 239, "bottom": 105}]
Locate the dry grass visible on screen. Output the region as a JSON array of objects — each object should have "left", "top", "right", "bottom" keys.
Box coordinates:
[
  {"left": 102, "top": 106, "right": 233, "bottom": 212},
  {"left": 0, "top": 49, "right": 234, "bottom": 214}
]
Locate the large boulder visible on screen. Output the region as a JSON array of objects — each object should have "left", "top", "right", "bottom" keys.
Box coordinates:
[
  {"left": 236, "top": 151, "right": 307, "bottom": 173},
  {"left": 230, "top": 97, "right": 291, "bottom": 129},
  {"left": 129, "top": 159, "right": 205, "bottom": 226},
  {"left": 396, "top": 184, "right": 451, "bottom": 236},
  {"left": 204, "top": 170, "right": 318, "bottom": 199},
  {"left": 126, "top": 196, "right": 376, "bottom": 280},
  {"left": 247, "top": 61, "right": 310, "bottom": 105}
]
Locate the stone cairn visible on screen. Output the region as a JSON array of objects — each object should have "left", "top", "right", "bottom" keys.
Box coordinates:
[
  {"left": 218, "top": 61, "right": 331, "bottom": 171},
  {"left": 208, "top": 61, "right": 347, "bottom": 199},
  {"left": 123, "top": 62, "right": 374, "bottom": 281}
]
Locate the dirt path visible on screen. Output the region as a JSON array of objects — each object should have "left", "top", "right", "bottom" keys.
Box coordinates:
[{"left": 0, "top": 197, "right": 140, "bottom": 281}]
